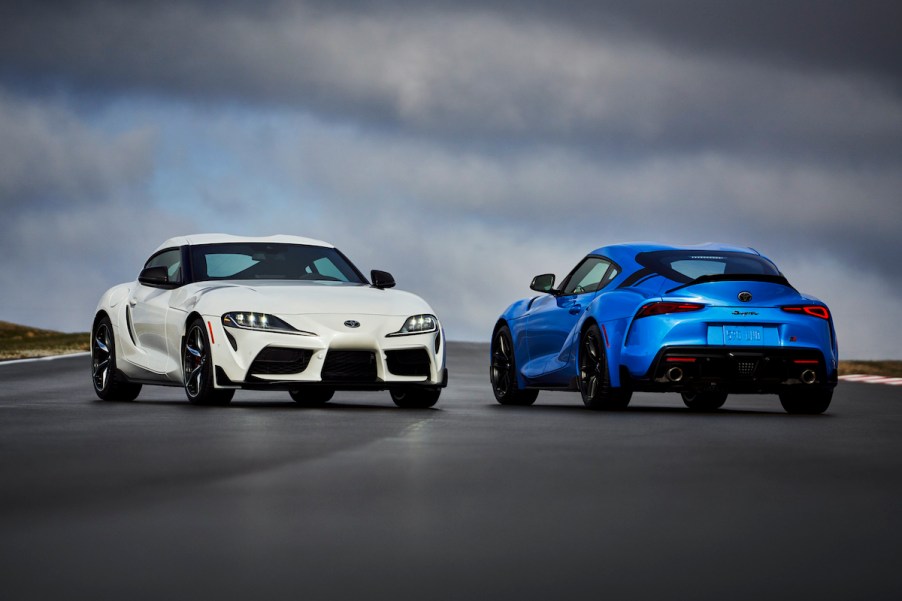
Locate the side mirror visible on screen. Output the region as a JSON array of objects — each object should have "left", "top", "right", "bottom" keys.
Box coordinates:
[
  {"left": 530, "top": 273, "right": 556, "bottom": 293},
  {"left": 138, "top": 266, "right": 170, "bottom": 287},
  {"left": 371, "top": 269, "right": 396, "bottom": 290}
]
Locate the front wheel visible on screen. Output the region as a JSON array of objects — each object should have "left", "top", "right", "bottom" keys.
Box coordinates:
[
  {"left": 490, "top": 325, "right": 539, "bottom": 406},
  {"left": 91, "top": 316, "right": 142, "bottom": 401},
  {"left": 681, "top": 391, "right": 728, "bottom": 411},
  {"left": 779, "top": 388, "right": 832, "bottom": 415},
  {"left": 390, "top": 387, "right": 441, "bottom": 408},
  {"left": 183, "top": 319, "right": 234, "bottom": 406},
  {"left": 579, "top": 324, "right": 631, "bottom": 410},
  {"left": 289, "top": 388, "right": 334, "bottom": 406}
]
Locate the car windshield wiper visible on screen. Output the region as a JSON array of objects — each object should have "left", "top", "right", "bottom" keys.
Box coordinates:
[{"left": 666, "top": 273, "right": 795, "bottom": 294}]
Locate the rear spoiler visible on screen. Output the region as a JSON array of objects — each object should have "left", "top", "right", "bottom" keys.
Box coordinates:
[{"left": 666, "top": 273, "right": 796, "bottom": 294}]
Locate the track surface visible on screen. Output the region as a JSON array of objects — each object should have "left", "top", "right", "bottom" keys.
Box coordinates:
[{"left": 2, "top": 343, "right": 900, "bottom": 600}]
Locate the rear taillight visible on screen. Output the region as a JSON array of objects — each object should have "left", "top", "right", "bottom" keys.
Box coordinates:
[
  {"left": 635, "top": 302, "right": 705, "bottom": 319},
  {"left": 782, "top": 305, "right": 830, "bottom": 320}
]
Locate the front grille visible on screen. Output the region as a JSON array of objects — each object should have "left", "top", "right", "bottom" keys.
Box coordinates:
[
  {"left": 386, "top": 349, "right": 431, "bottom": 377},
  {"left": 322, "top": 350, "right": 377, "bottom": 382},
  {"left": 249, "top": 347, "right": 313, "bottom": 375}
]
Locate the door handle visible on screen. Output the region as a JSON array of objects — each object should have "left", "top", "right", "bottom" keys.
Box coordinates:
[{"left": 569, "top": 304, "right": 582, "bottom": 315}]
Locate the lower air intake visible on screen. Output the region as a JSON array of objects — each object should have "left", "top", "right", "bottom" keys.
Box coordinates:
[
  {"left": 249, "top": 347, "right": 312, "bottom": 375},
  {"left": 322, "top": 350, "right": 377, "bottom": 382}
]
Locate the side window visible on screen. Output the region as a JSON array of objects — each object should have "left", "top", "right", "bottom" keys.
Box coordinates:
[
  {"left": 562, "top": 257, "right": 617, "bottom": 295},
  {"left": 144, "top": 249, "right": 182, "bottom": 284}
]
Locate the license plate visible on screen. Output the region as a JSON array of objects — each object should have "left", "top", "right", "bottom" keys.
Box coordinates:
[{"left": 723, "top": 325, "right": 763, "bottom": 345}]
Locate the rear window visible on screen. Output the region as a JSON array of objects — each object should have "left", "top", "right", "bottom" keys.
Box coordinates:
[{"left": 635, "top": 250, "right": 781, "bottom": 284}]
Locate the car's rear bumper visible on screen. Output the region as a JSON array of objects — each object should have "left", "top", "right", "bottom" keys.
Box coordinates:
[{"left": 626, "top": 346, "right": 838, "bottom": 394}]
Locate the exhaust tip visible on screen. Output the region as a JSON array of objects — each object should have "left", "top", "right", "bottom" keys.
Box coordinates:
[
  {"left": 667, "top": 367, "right": 684, "bottom": 382},
  {"left": 800, "top": 369, "right": 817, "bottom": 385}
]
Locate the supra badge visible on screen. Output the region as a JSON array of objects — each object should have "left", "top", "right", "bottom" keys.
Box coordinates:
[{"left": 344, "top": 320, "right": 361, "bottom": 328}]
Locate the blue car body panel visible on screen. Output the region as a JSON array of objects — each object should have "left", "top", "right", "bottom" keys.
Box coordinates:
[{"left": 495, "top": 243, "right": 838, "bottom": 394}]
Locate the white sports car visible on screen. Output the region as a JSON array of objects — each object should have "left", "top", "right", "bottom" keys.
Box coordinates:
[{"left": 91, "top": 234, "right": 447, "bottom": 407}]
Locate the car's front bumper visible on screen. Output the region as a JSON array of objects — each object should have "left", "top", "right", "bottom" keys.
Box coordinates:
[{"left": 203, "top": 313, "right": 447, "bottom": 390}]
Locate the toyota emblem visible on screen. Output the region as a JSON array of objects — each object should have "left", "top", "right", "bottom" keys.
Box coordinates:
[
  {"left": 738, "top": 291, "right": 753, "bottom": 303},
  {"left": 344, "top": 320, "right": 361, "bottom": 328}
]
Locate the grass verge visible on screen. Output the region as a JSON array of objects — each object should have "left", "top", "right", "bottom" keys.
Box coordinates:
[{"left": 0, "top": 321, "right": 89, "bottom": 361}]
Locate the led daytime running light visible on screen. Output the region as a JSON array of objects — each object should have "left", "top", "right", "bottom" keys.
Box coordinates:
[
  {"left": 388, "top": 314, "right": 438, "bottom": 336},
  {"left": 221, "top": 312, "right": 315, "bottom": 336}
]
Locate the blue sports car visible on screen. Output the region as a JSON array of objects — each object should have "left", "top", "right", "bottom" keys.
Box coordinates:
[{"left": 490, "top": 243, "right": 838, "bottom": 414}]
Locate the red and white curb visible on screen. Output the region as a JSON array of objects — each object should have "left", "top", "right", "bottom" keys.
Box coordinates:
[{"left": 839, "top": 374, "right": 902, "bottom": 386}]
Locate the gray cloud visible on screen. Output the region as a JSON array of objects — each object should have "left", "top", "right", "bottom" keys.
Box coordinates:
[
  {"left": 0, "top": 95, "right": 188, "bottom": 331},
  {"left": 2, "top": 2, "right": 900, "bottom": 158}
]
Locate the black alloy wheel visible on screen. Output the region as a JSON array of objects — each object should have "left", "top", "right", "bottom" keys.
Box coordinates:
[
  {"left": 183, "top": 318, "right": 234, "bottom": 406},
  {"left": 681, "top": 391, "right": 728, "bottom": 411},
  {"left": 779, "top": 388, "right": 832, "bottom": 415},
  {"left": 289, "top": 387, "right": 335, "bottom": 406},
  {"left": 91, "top": 316, "right": 142, "bottom": 401},
  {"left": 579, "top": 324, "right": 631, "bottom": 410},
  {"left": 490, "top": 325, "right": 538, "bottom": 406},
  {"left": 390, "top": 387, "right": 441, "bottom": 408}
]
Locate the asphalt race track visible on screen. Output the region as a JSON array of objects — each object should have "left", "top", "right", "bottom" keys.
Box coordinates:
[{"left": 2, "top": 343, "right": 900, "bottom": 601}]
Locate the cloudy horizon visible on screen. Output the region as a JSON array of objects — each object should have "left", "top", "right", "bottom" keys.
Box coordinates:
[{"left": 1, "top": 1, "right": 900, "bottom": 358}]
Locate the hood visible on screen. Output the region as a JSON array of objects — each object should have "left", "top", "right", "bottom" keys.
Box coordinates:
[{"left": 172, "top": 280, "right": 434, "bottom": 316}]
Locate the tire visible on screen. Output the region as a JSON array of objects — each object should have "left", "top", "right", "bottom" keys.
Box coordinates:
[
  {"left": 183, "top": 318, "right": 234, "bottom": 406},
  {"left": 91, "top": 315, "right": 142, "bottom": 401},
  {"left": 289, "top": 387, "right": 334, "bottom": 406},
  {"left": 390, "top": 387, "right": 441, "bottom": 408},
  {"left": 490, "top": 325, "right": 539, "bottom": 406},
  {"left": 779, "top": 388, "right": 832, "bottom": 415},
  {"left": 681, "top": 391, "right": 728, "bottom": 411},
  {"left": 579, "top": 324, "right": 631, "bottom": 410}
]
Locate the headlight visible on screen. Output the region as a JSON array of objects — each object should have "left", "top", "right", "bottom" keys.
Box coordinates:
[
  {"left": 388, "top": 314, "right": 438, "bottom": 336},
  {"left": 222, "top": 312, "right": 316, "bottom": 336}
]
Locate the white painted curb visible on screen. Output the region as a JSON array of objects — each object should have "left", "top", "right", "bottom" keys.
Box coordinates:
[{"left": 839, "top": 374, "right": 902, "bottom": 386}]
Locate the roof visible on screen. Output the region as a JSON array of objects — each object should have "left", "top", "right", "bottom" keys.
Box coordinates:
[{"left": 153, "top": 233, "right": 334, "bottom": 253}]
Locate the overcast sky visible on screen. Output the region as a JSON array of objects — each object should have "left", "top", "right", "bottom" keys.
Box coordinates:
[{"left": 1, "top": 0, "right": 900, "bottom": 358}]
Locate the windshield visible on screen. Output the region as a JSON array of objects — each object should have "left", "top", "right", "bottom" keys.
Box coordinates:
[
  {"left": 635, "top": 250, "right": 781, "bottom": 284},
  {"left": 189, "top": 243, "right": 366, "bottom": 283}
]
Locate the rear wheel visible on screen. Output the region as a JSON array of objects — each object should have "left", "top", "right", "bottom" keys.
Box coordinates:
[
  {"left": 183, "top": 319, "right": 234, "bottom": 406},
  {"left": 91, "top": 316, "right": 142, "bottom": 401},
  {"left": 579, "top": 324, "right": 631, "bottom": 410},
  {"left": 390, "top": 387, "right": 441, "bottom": 408},
  {"left": 779, "top": 388, "right": 832, "bottom": 414},
  {"left": 490, "top": 325, "right": 539, "bottom": 406},
  {"left": 289, "top": 388, "right": 334, "bottom": 406},
  {"left": 681, "top": 391, "right": 728, "bottom": 411}
]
